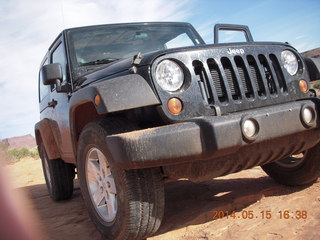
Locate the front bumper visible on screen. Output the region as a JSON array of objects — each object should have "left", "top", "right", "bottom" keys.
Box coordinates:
[{"left": 107, "top": 100, "right": 320, "bottom": 169}]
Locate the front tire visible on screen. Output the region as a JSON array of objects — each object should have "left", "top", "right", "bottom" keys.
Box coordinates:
[
  {"left": 262, "top": 142, "right": 320, "bottom": 186},
  {"left": 77, "top": 119, "right": 164, "bottom": 240},
  {"left": 40, "top": 144, "right": 75, "bottom": 201}
]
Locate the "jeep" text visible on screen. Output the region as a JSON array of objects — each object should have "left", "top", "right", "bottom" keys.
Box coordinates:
[{"left": 227, "top": 48, "right": 245, "bottom": 55}]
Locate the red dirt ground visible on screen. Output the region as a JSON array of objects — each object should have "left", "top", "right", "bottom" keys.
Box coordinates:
[{"left": 4, "top": 157, "right": 320, "bottom": 240}]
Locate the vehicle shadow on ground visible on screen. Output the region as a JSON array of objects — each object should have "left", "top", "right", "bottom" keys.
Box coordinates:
[
  {"left": 20, "top": 175, "right": 307, "bottom": 240},
  {"left": 154, "top": 176, "right": 308, "bottom": 236}
]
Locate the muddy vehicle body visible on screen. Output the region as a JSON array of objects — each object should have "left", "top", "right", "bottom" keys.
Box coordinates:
[{"left": 35, "top": 22, "right": 320, "bottom": 240}]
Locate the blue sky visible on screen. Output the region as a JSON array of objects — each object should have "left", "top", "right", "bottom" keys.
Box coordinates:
[{"left": 0, "top": 0, "right": 319, "bottom": 139}]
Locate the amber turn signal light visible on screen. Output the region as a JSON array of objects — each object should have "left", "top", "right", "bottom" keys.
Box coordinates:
[
  {"left": 167, "top": 98, "right": 183, "bottom": 115},
  {"left": 299, "top": 79, "right": 308, "bottom": 93},
  {"left": 94, "top": 94, "right": 101, "bottom": 106}
]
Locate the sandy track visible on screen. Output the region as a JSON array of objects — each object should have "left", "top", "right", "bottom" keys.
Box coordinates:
[{"left": 5, "top": 158, "right": 320, "bottom": 240}]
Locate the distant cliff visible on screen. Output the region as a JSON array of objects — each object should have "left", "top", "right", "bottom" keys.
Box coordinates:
[
  {"left": 301, "top": 47, "right": 320, "bottom": 59},
  {"left": 1, "top": 134, "right": 37, "bottom": 149}
]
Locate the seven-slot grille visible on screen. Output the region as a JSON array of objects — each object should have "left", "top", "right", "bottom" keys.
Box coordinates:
[{"left": 193, "top": 52, "right": 289, "bottom": 113}]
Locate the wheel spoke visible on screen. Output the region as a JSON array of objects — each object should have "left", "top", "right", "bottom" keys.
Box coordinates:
[
  {"left": 87, "top": 159, "right": 99, "bottom": 175},
  {"left": 97, "top": 150, "right": 107, "bottom": 172},
  {"left": 88, "top": 182, "right": 98, "bottom": 194},
  {"left": 105, "top": 174, "right": 116, "bottom": 194},
  {"left": 87, "top": 167, "right": 98, "bottom": 183},
  {"left": 92, "top": 188, "right": 105, "bottom": 206},
  {"left": 87, "top": 160, "right": 100, "bottom": 182}
]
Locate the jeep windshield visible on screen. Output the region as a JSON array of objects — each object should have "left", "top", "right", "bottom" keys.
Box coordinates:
[{"left": 67, "top": 23, "right": 204, "bottom": 69}]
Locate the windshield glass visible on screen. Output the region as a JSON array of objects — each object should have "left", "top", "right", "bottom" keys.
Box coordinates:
[{"left": 67, "top": 23, "right": 203, "bottom": 66}]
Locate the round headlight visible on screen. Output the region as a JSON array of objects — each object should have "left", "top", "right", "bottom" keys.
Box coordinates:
[
  {"left": 155, "top": 60, "right": 184, "bottom": 92},
  {"left": 281, "top": 50, "right": 298, "bottom": 76}
]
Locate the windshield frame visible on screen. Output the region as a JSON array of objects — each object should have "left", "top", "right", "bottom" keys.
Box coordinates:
[{"left": 65, "top": 22, "right": 205, "bottom": 80}]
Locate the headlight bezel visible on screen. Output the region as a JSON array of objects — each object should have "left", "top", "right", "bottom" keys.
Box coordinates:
[
  {"left": 155, "top": 59, "right": 185, "bottom": 92},
  {"left": 281, "top": 50, "right": 299, "bottom": 76}
]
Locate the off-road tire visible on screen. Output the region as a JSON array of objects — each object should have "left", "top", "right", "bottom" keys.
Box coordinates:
[
  {"left": 262, "top": 142, "right": 320, "bottom": 186},
  {"left": 77, "top": 119, "right": 165, "bottom": 240},
  {"left": 40, "top": 144, "right": 75, "bottom": 201}
]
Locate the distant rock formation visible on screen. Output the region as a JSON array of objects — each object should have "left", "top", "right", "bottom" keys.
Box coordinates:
[
  {"left": 1, "top": 134, "right": 37, "bottom": 149},
  {"left": 301, "top": 47, "right": 320, "bottom": 59}
]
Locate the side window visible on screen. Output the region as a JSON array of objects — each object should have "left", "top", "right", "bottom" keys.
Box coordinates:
[
  {"left": 39, "top": 58, "right": 49, "bottom": 102},
  {"left": 51, "top": 42, "right": 67, "bottom": 82}
]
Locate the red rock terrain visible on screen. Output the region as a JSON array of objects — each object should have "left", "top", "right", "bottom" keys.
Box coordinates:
[
  {"left": 1, "top": 134, "right": 36, "bottom": 149},
  {"left": 301, "top": 47, "right": 320, "bottom": 59},
  {"left": 4, "top": 157, "right": 320, "bottom": 240}
]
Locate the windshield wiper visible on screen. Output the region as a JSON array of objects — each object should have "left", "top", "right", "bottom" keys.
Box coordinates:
[{"left": 80, "top": 58, "right": 119, "bottom": 66}]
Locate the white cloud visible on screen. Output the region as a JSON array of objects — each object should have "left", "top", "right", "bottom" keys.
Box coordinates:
[
  {"left": 295, "top": 35, "right": 306, "bottom": 40},
  {"left": 0, "top": 0, "right": 193, "bottom": 138}
]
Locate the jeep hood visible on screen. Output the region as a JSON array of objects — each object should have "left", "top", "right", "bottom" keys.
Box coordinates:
[{"left": 77, "top": 47, "right": 185, "bottom": 87}]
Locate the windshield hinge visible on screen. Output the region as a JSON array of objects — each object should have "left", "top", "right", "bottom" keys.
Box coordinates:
[{"left": 132, "top": 52, "right": 143, "bottom": 65}]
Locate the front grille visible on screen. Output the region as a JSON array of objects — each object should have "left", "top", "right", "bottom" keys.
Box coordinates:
[{"left": 193, "top": 51, "right": 289, "bottom": 113}]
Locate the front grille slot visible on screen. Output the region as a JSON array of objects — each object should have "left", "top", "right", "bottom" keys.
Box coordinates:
[
  {"left": 247, "top": 55, "right": 266, "bottom": 97},
  {"left": 234, "top": 56, "right": 254, "bottom": 99},
  {"left": 259, "top": 54, "right": 277, "bottom": 95},
  {"left": 193, "top": 60, "right": 214, "bottom": 104},
  {"left": 207, "top": 58, "right": 227, "bottom": 103},
  {"left": 221, "top": 57, "right": 241, "bottom": 100}
]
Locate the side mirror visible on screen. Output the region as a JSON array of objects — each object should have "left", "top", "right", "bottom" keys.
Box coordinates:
[
  {"left": 41, "top": 63, "right": 71, "bottom": 93},
  {"left": 41, "top": 63, "right": 63, "bottom": 85}
]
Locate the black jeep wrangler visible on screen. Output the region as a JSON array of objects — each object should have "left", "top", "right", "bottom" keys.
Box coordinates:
[{"left": 35, "top": 22, "right": 320, "bottom": 240}]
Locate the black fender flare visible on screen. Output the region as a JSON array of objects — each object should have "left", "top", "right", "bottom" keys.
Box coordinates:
[
  {"left": 35, "top": 118, "right": 61, "bottom": 160},
  {"left": 69, "top": 74, "right": 160, "bottom": 115}
]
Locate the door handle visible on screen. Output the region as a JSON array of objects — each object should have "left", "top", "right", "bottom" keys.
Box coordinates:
[{"left": 48, "top": 99, "right": 58, "bottom": 108}]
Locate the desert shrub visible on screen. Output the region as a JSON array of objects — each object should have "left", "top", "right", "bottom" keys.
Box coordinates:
[
  {"left": 0, "top": 143, "right": 18, "bottom": 164},
  {"left": 7, "top": 148, "right": 30, "bottom": 159},
  {"left": 2, "top": 146, "right": 39, "bottom": 162},
  {"left": 29, "top": 148, "right": 40, "bottom": 159}
]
